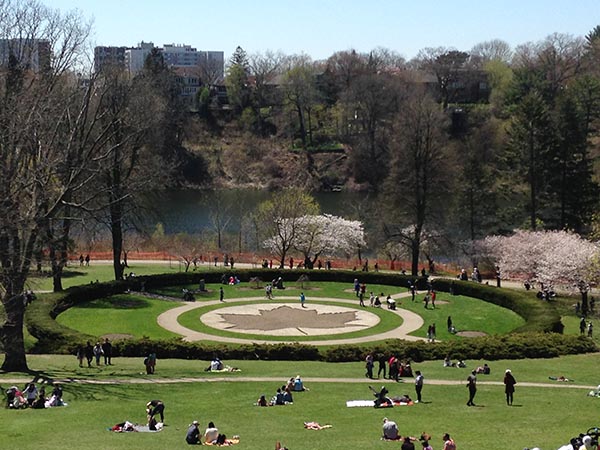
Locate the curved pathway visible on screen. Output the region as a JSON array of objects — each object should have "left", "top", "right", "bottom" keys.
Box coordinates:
[
  {"left": 0, "top": 374, "right": 594, "bottom": 390},
  {"left": 156, "top": 291, "right": 426, "bottom": 344}
]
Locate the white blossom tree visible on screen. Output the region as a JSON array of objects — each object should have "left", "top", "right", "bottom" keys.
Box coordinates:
[
  {"left": 291, "top": 214, "right": 365, "bottom": 267},
  {"left": 483, "top": 230, "right": 599, "bottom": 312},
  {"left": 256, "top": 191, "right": 319, "bottom": 268}
]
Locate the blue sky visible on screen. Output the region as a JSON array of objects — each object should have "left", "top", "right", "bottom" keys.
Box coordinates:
[{"left": 48, "top": 0, "right": 599, "bottom": 61}]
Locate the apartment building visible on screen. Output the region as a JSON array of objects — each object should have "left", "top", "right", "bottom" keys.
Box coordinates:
[{"left": 0, "top": 38, "right": 51, "bottom": 72}]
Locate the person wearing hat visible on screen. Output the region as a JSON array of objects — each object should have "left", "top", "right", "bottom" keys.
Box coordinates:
[
  {"left": 186, "top": 420, "right": 201, "bottom": 444},
  {"left": 503, "top": 369, "right": 517, "bottom": 405}
]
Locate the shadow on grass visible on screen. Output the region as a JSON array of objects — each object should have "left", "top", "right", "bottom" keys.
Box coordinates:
[{"left": 76, "top": 296, "right": 151, "bottom": 310}]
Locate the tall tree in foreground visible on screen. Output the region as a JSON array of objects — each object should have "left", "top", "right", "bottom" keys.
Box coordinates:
[
  {"left": 0, "top": 0, "right": 92, "bottom": 371},
  {"left": 383, "top": 91, "right": 452, "bottom": 275}
]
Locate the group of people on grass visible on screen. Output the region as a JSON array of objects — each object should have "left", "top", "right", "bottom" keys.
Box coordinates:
[
  {"left": 76, "top": 338, "right": 113, "bottom": 367},
  {"left": 186, "top": 420, "right": 233, "bottom": 445},
  {"left": 365, "top": 353, "right": 414, "bottom": 380},
  {"left": 255, "top": 375, "right": 308, "bottom": 407},
  {"left": 382, "top": 418, "right": 456, "bottom": 450},
  {"left": 6, "top": 382, "right": 64, "bottom": 409}
]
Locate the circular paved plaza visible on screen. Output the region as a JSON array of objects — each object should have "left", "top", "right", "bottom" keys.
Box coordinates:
[{"left": 157, "top": 292, "right": 426, "bottom": 344}]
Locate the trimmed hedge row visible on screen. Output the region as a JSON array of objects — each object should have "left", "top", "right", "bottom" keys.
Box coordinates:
[
  {"left": 25, "top": 269, "right": 597, "bottom": 360},
  {"left": 323, "top": 333, "right": 597, "bottom": 362}
]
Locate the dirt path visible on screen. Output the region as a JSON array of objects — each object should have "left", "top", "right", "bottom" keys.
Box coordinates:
[{"left": 155, "top": 291, "right": 427, "bottom": 344}]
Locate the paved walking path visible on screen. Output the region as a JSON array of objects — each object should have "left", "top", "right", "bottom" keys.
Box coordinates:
[
  {"left": 0, "top": 374, "right": 594, "bottom": 390},
  {"left": 155, "top": 291, "right": 426, "bottom": 344}
]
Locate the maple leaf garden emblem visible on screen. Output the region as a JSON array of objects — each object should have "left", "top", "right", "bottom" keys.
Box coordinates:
[{"left": 218, "top": 305, "right": 359, "bottom": 331}]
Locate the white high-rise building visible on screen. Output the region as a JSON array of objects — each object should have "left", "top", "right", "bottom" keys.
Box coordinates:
[{"left": 124, "top": 41, "right": 154, "bottom": 76}]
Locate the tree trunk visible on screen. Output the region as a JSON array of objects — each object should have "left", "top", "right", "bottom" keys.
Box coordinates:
[
  {"left": 1, "top": 294, "right": 29, "bottom": 372},
  {"left": 110, "top": 201, "right": 125, "bottom": 281},
  {"left": 411, "top": 240, "right": 420, "bottom": 276},
  {"left": 529, "top": 126, "right": 537, "bottom": 230}
]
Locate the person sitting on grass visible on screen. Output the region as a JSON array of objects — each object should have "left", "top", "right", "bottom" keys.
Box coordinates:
[
  {"left": 382, "top": 417, "right": 400, "bottom": 440},
  {"left": 293, "top": 375, "right": 308, "bottom": 391},
  {"left": 273, "top": 388, "right": 285, "bottom": 405},
  {"left": 282, "top": 386, "right": 293, "bottom": 404},
  {"left": 209, "top": 356, "right": 224, "bottom": 371},
  {"left": 203, "top": 421, "right": 219, "bottom": 444},
  {"left": 186, "top": 420, "right": 201, "bottom": 445},
  {"left": 23, "top": 383, "right": 38, "bottom": 407},
  {"left": 256, "top": 394, "right": 270, "bottom": 406}
]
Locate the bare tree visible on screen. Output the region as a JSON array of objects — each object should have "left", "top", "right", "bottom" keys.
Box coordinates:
[
  {"left": 470, "top": 39, "right": 512, "bottom": 66},
  {"left": 0, "top": 0, "right": 95, "bottom": 371},
  {"left": 383, "top": 90, "right": 452, "bottom": 275},
  {"left": 414, "top": 47, "right": 470, "bottom": 109}
]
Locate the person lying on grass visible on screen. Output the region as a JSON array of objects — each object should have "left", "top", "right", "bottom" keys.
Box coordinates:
[{"left": 303, "top": 422, "right": 332, "bottom": 430}]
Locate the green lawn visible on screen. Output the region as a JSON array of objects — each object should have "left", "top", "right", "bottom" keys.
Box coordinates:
[
  {"left": 54, "top": 282, "right": 524, "bottom": 342},
  {"left": 2, "top": 355, "right": 600, "bottom": 450},
  {"left": 56, "top": 294, "right": 181, "bottom": 340},
  {"left": 25, "top": 261, "right": 184, "bottom": 292}
]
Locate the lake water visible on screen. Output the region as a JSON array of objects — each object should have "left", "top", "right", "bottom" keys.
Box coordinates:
[{"left": 140, "top": 189, "right": 371, "bottom": 234}]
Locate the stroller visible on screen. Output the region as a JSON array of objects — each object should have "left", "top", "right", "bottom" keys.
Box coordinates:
[
  {"left": 530, "top": 426, "right": 600, "bottom": 450},
  {"left": 5, "top": 386, "right": 27, "bottom": 409},
  {"left": 562, "top": 427, "right": 600, "bottom": 450}
]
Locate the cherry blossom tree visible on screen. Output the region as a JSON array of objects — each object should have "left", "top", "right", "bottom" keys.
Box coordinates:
[
  {"left": 292, "top": 215, "right": 365, "bottom": 268},
  {"left": 256, "top": 191, "right": 319, "bottom": 268},
  {"left": 483, "top": 230, "right": 599, "bottom": 313}
]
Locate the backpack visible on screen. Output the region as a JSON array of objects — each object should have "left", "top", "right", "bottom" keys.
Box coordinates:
[{"left": 216, "top": 434, "right": 227, "bottom": 445}]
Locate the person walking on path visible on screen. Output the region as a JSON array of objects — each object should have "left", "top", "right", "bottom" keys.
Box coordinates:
[
  {"left": 145, "top": 352, "right": 157, "bottom": 374},
  {"left": 84, "top": 341, "right": 94, "bottom": 367},
  {"left": 365, "top": 353, "right": 374, "bottom": 379},
  {"left": 415, "top": 370, "right": 424, "bottom": 403},
  {"left": 580, "top": 316, "right": 586, "bottom": 335},
  {"left": 377, "top": 354, "right": 387, "bottom": 379},
  {"left": 219, "top": 287, "right": 224, "bottom": 302},
  {"left": 466, "top": 370, "right": 477, "bottom": 406},
  {"left": 503, "top": 369, "right": 516, "bottom": 405},
  {"left": 102, "top": 338, "right": 113, "bottom": 365},
  {"left": 93, "top": 342, "right": 103, "bottom": 366},
  {"left": 300, "top": 292, "right": 306, "bottom": 308}
]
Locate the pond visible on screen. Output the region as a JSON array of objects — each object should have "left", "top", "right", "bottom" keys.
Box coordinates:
[{"left": 139, "top": 189, "right": 372, "bottom": 234}]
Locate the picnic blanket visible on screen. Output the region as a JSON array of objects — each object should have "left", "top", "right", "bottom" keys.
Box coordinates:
[
  {"left": 110, "top": 421, "right": 164, "bottom": 432},
  {"left": 209, "top": 366, "right": 241, "bottom": 373},
  {"left": 346, "top": 400, "right": 414, "bottom": 407},
  {"left": 203, "top": 438, "right": 240, "bottom": 446}
]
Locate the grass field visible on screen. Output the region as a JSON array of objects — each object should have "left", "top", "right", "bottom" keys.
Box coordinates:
[
  {"left": 2, "top": 355, "right": 600, "bottom": 450},
  {"left": 56, "top": 281, "right": 525, "bottom": 342},
  {"left": 13, "top": 263, "right": 600, "bottom": 449}
]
